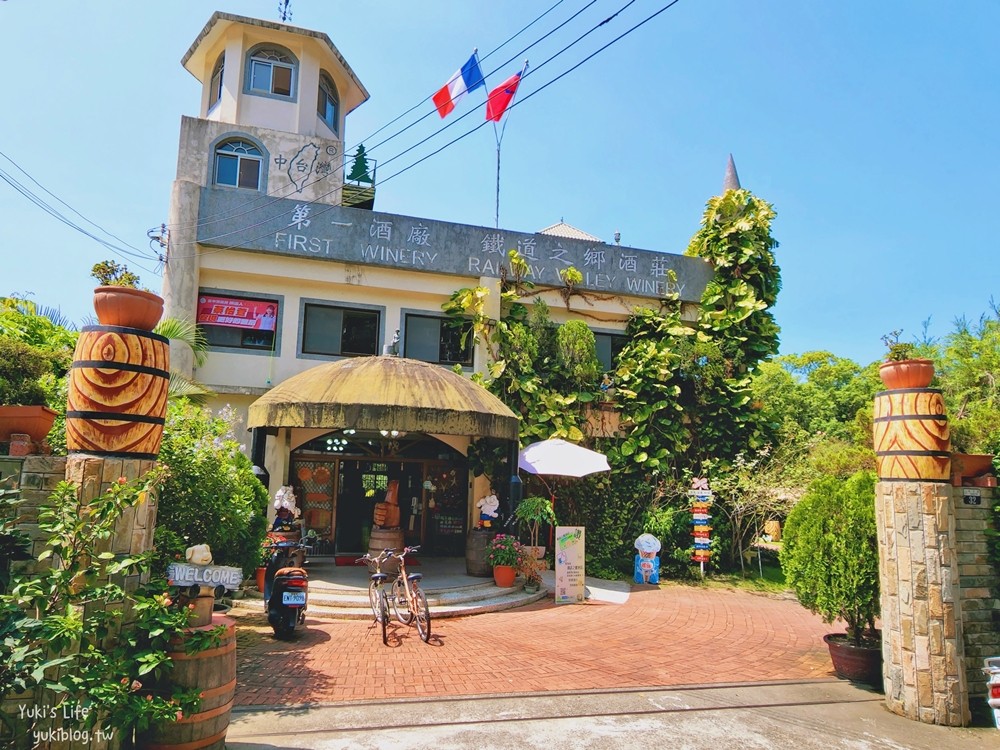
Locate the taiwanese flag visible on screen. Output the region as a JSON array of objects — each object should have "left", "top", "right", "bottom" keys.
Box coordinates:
[
  {"left": 432, "top": 53, "right": 485, "bottom": 118},
  {"left": 485, "top": 72, "right": 522, "bottom": 122}
]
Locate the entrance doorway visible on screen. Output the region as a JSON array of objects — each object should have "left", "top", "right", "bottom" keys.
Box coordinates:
[{"left": 290, "top": 432, "right": 468, "bottom": 556}]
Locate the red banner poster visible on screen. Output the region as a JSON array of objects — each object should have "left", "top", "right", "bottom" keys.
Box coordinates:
[{"left": 196, "top": 296, "right": 277, "bottom": 330}]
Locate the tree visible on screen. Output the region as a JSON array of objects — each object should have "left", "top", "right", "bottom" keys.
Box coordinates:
[
  {"left": 936, "top": 306, "right": 1000, "bottom": 455},
  {"left": 154, "top": 401, "right": 269, "bottom": 576}
]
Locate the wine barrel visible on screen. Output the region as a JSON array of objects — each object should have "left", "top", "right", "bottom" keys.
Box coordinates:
[
  {"left": 368, "top": 527, "right": 404, "bottom": 575},
  {"left": 66, "top": 325, "right": 170, "bottom": 460},
  {"left": 465, "top": 528, "right": 494, "bottom": 577},
  {"left": 873, "top": 388, "right": 951, "bottom": 482},
  {"left": 140, "top": 615, "right": 236, "bottom": 750}
]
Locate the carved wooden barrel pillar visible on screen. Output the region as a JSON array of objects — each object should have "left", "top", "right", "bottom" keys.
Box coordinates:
[
  {"left": 873, "top": 385, "right": 970, "bottom": 725},
  {"left": 66, "top": 325, "right": 170, "bottom": 460},
  {"left": 873, "top": 388, "right": 950, "bottom": 482}
]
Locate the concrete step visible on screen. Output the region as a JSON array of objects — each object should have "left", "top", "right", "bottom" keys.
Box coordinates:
[{"left": 234, "top": 584, "right": 547, "bottom": 620}]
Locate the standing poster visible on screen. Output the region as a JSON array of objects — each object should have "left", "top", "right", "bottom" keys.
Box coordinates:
[{"left": 554, "top": 526, "right": 585, "bottom": 604}]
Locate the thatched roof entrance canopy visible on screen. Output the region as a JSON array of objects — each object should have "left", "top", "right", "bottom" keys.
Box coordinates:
[{"left": 247, "top": 356, "right": 519, "bottom": 440}]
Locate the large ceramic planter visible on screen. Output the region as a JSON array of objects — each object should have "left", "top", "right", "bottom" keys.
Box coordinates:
[
  {"left": 0, "top": 405, "right": 58, "bottom": 443},
  {"left": 878, "top": 358, "right": 934, "bottom": 390},
  {"left": 92, "top": 286, "right": 164, "bottom": 330},
  {"left": 492, "top": 564, "right": 517, "bottom": 588},
  {"left": 823, "top": 633, "right": 883, "bottom": 690}
]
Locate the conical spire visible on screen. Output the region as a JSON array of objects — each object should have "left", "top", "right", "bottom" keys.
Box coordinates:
[{"left": 722, "top": 154, "right": 741, "bottom": 192}]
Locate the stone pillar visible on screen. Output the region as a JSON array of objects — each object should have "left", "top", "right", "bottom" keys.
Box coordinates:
[
  {"left": 874, "top": 382, "right": 970, "bottom": 725},
  {"left": 875, "top": 481, "right": 968, "bottom": 725}
]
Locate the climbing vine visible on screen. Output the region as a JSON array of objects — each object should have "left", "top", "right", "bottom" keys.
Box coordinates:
[{"left": 446, "top": 190, "right": 781, "bottom": 573}]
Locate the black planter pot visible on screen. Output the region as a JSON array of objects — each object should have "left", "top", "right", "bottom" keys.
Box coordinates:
[{"left": 824, "top": 633, "right": 883, "bottom": 690}]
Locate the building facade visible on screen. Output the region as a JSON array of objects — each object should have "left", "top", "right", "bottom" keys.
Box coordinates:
[{"left": 161, "top": 12, "right": 713, "bottom": 555}]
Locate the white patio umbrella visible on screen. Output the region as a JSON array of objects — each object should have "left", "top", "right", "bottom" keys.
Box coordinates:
[
  {"left": 518, "top": 438, "right": 611, "bottom": 478},
  {"left": 516, "top": 438, "right": 611, "bottom": 547}
]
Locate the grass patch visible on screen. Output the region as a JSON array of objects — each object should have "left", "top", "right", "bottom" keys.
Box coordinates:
[{"left": 701, "top": 562, "right": 789, "bottom": 595}]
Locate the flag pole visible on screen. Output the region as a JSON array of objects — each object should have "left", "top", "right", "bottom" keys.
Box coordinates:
[{"left": 493, "top": 60, "right": 528, "bottom": 229}]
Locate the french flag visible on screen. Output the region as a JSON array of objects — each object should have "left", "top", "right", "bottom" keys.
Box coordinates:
[{"left": 432, "top": 52, "right": 485, "bottom": 118}]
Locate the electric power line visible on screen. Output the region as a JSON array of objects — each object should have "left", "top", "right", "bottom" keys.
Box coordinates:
[
  {"left": 174, "top": 0, "right": 646, "bottom": 254},
  {"left": 167, "top": 0, "right": 685, "bottom": 265}
]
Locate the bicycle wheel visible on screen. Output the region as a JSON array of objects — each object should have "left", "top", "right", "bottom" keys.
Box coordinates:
[
  {"left": 391, "top": 577, "right": 413, "bottom": 624},
  {"left": 368, "top": 580, "right": 380, "bottom": 620},
  {"left": 377, "top": 588, "right": 389, "bottom": 645},
  {"left": 413, "top": 586, "right": 431, "bottom": 643}
]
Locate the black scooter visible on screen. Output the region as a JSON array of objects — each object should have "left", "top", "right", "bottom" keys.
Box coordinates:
[{"left": 263, "top": 537, "right": 311, "bottom": 638}]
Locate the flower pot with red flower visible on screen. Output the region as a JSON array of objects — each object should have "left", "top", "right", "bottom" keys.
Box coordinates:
[{"left": 487, "top": 534, "right": 522, "bottom": 588}]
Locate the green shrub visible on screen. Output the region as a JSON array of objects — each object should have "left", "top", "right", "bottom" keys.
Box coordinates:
[
  {"left": 154, "top": 401, "right": 268, "bottom": 577},
  {"left": 780, "top": 470, "right": 879, "bottom": 645},
  {"left": 0, "top": 337, "right": 53, "bottom": 406}
]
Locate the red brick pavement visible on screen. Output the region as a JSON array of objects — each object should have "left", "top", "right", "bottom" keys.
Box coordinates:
[{"left": 233, "top": 584, "right": 836, "bottom": 706}]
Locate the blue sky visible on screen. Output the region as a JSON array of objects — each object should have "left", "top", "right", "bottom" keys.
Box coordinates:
[{"left": 1, "top": 1, "right": 996, "bottom": 366}]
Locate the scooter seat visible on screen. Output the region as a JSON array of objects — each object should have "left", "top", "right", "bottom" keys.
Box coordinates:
[{"left": 275, "top": 566, "right": 308, "bottom": 577}]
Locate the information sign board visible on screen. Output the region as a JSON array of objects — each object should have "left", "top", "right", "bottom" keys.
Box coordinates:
[{"left": 554, "top": 526, "right": 586, "bottom": 604}]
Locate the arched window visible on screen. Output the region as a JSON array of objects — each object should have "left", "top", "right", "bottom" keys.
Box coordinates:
[
  {"left": 247, "top": 47, "right": 295, "bottom": 98},
  {"left": 214, "top": 139, "right": 263, "bottom": 190},
  {"left": 209, "top": 53, "right": 225, "bottom": 110},
  {"left": 317, "top": 71, "right": 339, "bottom": 133}
]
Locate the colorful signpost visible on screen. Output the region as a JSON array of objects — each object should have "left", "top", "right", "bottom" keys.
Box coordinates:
[{"left": 688, "top": 477, "right": 714, "bottom": 577}]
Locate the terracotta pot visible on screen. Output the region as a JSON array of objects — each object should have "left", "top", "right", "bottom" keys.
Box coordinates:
[
  {"left": 92, "top": 286, "right": 164, "bottom": 330},
  {"left": 878, "top": 358, "right": 934, "bottom": 390},
  {"left": 0, "top": 405, "right": 58, "bottom": 443},
  {"left": 256, "top": 566, "right": 267, "bottom": 592},
  {"left": 823, "top": 633, "right": 883, "bottom": 689},
  {"left": 493, "top": 564, "right": 517, "bottom": 588}
]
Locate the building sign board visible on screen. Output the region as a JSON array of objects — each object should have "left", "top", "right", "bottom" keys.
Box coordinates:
[
  {"left": 554, "top": 526, "right": 585, "bottom": 604},
  {"left": 197, "top": 188, "right": 713, "bottom": 303}
]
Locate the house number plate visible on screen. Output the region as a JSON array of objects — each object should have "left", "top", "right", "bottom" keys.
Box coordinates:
[{"left": 963, "top": 489, "right": 982, "bottom": 506}]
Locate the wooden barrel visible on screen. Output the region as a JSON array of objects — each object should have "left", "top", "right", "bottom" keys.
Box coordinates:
[
  {"left": 874, "top": 388, "right": 951, "bottom": 482},
  {"left": 465, "top": 528, "right": 494, "bottom": 577},
  {"left": 140, "top": 615, "right": 236, "bottom": 750},
  {"left": 368, "top": 528, "right": 404, "bottom": 575},
  {"left": 66, "top": 325, "right": 170, "bottom": 460}
]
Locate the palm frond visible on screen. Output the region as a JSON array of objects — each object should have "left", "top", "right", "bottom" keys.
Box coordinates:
[
  {"left": 167, "top": 372, "right": 212, "bottom": 404},
  {"left": 155, "top": 317, "right": 209, "bottom": 368}
]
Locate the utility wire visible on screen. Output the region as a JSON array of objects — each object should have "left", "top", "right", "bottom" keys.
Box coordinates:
[
  {"left": 178, "top": 0, "right": 631, "bottom": 252},
  {"left": 168, "top": 0, "right": 684, "bottom": 262},
  {"left": 162, "top": 0, "right": 584, "bottom": 238},
  {"left": 0, "top": 165, "right": 160, "bottom": 276}
]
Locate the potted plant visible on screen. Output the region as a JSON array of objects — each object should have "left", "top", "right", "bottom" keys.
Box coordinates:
[
  {"left": 878, "top": 329, "right": 934, "bottom": 389},
  {"left": 0, "top": 336, "right": 58, "bottom": 443},
  {"left": 487, "top": 533, "right": 522, "bottom": 588},
  {"left": 780, "top": 470, "right": 882, "bottom": 688},
  {"left": 514, "top": 495, "right": 557, "bottom": 559},
  {"left": 91, "top": 260, "right": 164, "bottom": 330},
  {"left": 517, "top": 543, "right": 544, "bottom": 594},
  {"left": 255, "top": 541, "right": 273, "bottom": 593}
]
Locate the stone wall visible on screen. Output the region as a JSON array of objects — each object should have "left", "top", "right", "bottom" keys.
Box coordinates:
[
  {"left": 1, "top": 455, "right": 159, "bottom": 750},
  {"left": 875, "top": 481, "right": 969, "bottom": 726},
  {"left": 954, "top": 485, "right": 1000, "bottom": 723}
]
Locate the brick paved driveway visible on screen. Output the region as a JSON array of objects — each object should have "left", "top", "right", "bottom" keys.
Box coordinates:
[{"left": 233, "top": 583, "right": 836, "bottom": 706}]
